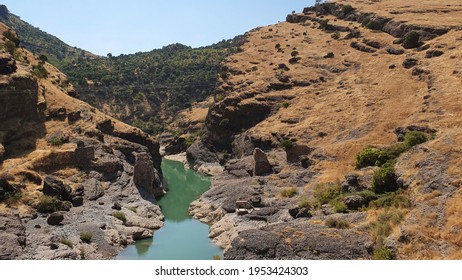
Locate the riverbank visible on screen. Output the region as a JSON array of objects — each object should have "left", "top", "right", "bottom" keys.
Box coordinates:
[{"left": 116, "top": 159, "right": 223, "bottom": 260}]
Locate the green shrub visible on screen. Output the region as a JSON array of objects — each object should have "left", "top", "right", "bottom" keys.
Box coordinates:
[
  {"left": 373, "top": 247, "right": 395, "bottom": 260},
  {"left": 372, "top": 161, "right": 398, "bottom": 194},
  {"left": 366, "top": 20, "right": 381, "bottom": 30},
  {"left": 80, "top": 232, "right": 93, "bottom": 244},
  {"left": 403, "top": 131, "right": 428, "bottom": 148},
  {"left": 279, "top": 139, "right": 294, "bottom": 150},
  {"left": 113, "top": 211, "right": 127, "bottom": 223},
  {"left": 48, "top": 137, "right": 63, "bottom": 146},
  {"left": 281, "top": 102, "right": 290, "bottom": 108},
  {"left": 403, "top": 31, "right": 420, "bottom": 49},
  {"left": 280, "top": 187, "right": 298, "bottom": 198},
  {"left": 341, "top": 4, "right": 355, "bottom": 14},
  {"left": 4, "top": 41, "right": 17, "bottom": 55},
  {"left": 291, "top": 50, "right": 299, "bottom": 57},
  {"left": 330, "top": 200, "right": 348, "bottom": 213},
  {"left": 36, "top": 195, "right": 68, "bottom": 213},
  {"left": 369, "top": 190, "right": 411, "bottom": 209},
  {"left": 325, "top": 217, "right": 350, "bottom": 229},
  {"left": 31, "top": 63, "right": 49, "bottom": 79},
  {"left": 60, "top": 239, "right": 74, "bottom": 249},
  {"left": 297, "top": 197, "right": 312, "bottom": 209},
  {"left": 355, "top": 147, "right": 390, "bottom": 169},
  {"left": 275, "top": 43, "right": 281, "bottom": 49},
  {"left": 3, "top": 192, "right": 23, "bottom": 206},
  {"left": 313, "top": 184, "right": 341, "bottom": 205},
  {"left": 357, "top": 190, "right": 379, "bottom": 207}
]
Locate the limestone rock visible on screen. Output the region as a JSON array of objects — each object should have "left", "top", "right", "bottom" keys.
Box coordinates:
[
  {"left": 84, "top": 178, "right": 104, "bottom": 201},
  {"left": 343, "top": 195, "right": 365, "bottom": 210},
  {"left": 0, "top": 52, "right": 17, "bottom": 75},
  {"left": 46, "top": 212, "right": 64, "bottom": 225},
  {"left": 43, "top": 176, "right": 72, "bottom": 201},
  {"left": 133, "top": 152, "right": 164, "bottom": 197},
  {"left": 253, "top": 148, "right": 272, "bottom": 176}
]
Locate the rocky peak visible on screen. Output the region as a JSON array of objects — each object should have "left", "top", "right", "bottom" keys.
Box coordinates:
[{"left": 0, "top": 5, "right": 9, "bottom": 20}]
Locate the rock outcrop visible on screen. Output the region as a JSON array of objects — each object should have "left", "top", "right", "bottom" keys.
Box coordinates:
[{"left": 0, "top": 22, "right": 164, "bottom": 260}]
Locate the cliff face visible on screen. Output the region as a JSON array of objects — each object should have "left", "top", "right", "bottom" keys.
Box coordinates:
[
  {"left": 187, "top": 0, "right": 462, "bottom": 260},
  {"left": 0, "top": 23, "right": 164, "bottom": 260}
]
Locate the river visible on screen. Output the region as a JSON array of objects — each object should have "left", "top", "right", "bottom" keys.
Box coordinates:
[{"left": 116, "top": 159, "right": 223, "bottom": 260}]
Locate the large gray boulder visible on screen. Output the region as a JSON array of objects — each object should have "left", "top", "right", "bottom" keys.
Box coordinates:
[
  {"left": 43, "top": 176, "right": 72, "bottom": 201},
  {"left": 253, "top": 148, "right": 272, "bottom": 176},
  {"left": 133, "top": 152, "right": 164, "bottom": 197}
]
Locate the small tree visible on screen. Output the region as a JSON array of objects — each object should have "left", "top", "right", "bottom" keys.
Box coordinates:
[{"left": 403, "top": 31, "right": 420, "bottom": 49}]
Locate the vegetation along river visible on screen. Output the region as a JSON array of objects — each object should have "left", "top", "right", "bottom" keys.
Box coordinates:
[{"left": 116, "top": 159, "right": 223, "bottom": 260}]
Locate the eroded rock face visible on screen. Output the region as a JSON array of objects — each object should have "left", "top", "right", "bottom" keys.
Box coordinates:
[
  {"left": 253, "top": 148, "right": 272, "bottom": 176},
  {"left": 133, "top": 152, "right": 164, "bottom": 197},
  {"left": 225, "top": 221, "right": 371, "bottom": 260},
  {"left": 0, "top": 52, "right": 16, "bottom": 75},
  {"left": 43, "top": 176, "right": 72, "bottom": 201},
  {"left": 0, "top": 212, "right": 25, "bottom": 260}
]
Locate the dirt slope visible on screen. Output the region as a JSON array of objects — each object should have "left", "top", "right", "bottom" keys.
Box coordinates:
[{"left": 185, "top": 0, "right": 462, "bottom": 259}]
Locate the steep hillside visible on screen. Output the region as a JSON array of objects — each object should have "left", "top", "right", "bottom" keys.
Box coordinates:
[
  {"left": 0, "top": 23, "right": 164, "bottom": 260},
  {"left": 62, "top": 39, "right": 243, "bottom": 134},
  {"left": 0, "top": 5, "right": 95, "bottom": 67},
  {"left": 0, "top": 4, "right": 244, "bottom": 135},
  {"left": 186, "top": 0, "right": 462, "bottom": 260}
]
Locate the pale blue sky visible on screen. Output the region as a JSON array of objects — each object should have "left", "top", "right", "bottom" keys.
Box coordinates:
[{"left": 1, "top": 0, "right": 314, "bottom": 55}]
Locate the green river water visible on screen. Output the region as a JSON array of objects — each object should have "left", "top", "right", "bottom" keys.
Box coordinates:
[{"left": 116, "top": 159, "right": 223, "bottom": 260}]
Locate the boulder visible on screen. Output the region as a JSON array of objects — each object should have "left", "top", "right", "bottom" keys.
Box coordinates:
[
  {"left": 343, "top": 195, "right": 365, "bottom": 210},
  {"left": 0, "top": 52, "right": 17, "bottom": 75},
  {"left": 403, "top": 58, "right": 418, "bottom": 69},
  {"left": 253, "top": 148, "right": 272, "bottom": 176},
  {"left": 286, "top": 144, "right": 311, "bottom": 164},
  {"left": 84, "top": 178, "right": 104, "bottom": 201},
  {"left": 46, "top": 212, "right": 64, "bottom": 225},
  {"left": 112, "top": 201, "right": 122, "bottom": 210},
  {"left": 164, "top": 137, "right": 187, "bottom": 155},
  {"left": 43, "top": 176, "right": 72, "bottom": 201},
  {"left": 67, "top": 111, "right": 81, "bottom": 123},
  {"left": 425, "top": 50, "right": 444, "bottom": 58},
  {"left": 289, "top": 207, "right": 312, "bottom": 219},
  {"left": 96, "top": 119, "right": 114, "bottom": 134},
  {"left": 133, "top": 152, "right": 164, "bottom": 197}
]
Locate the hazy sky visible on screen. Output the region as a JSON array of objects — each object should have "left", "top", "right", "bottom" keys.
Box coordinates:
[{"left": 2, "top": 0, "right": 314, "bottom": 56}]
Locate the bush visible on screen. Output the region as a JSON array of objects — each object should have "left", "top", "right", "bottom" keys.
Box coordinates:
[
  {"left": 291, "top": 50, "right": 299, "bottom": 57},
  {"left": 366, "top": 20, "right": 381, "bottom": 30},
  {"left": 373, "top": 247, "right": 395, "bottom": 260},
  {"left": 279, "top": 139, "right": 293, "bottom": 150},
  {"left": 281, "top": 102, "right": 290, "bottom": 108},
  {"left": 113, "top": 211, "right": 127, "bottom": 223},
  {"left": 31, "top": 63, "right": 49, "bottom": 79},
  {"left": 330, "top": 200, "right": 348, "bottom": 213},
  {"left": 369, "top": 190, "right": 411, "bottom": 209},
  {"left": 355, "top": 147, "right": 390, "bottom": 169},
  {"left": 326, "top": 217, "right": 350, "bottom": 229},
  {"left": 313, "top": 184, "right": 341, "bottom": 205},
  {"left": 48, "top": 137, "right": 63, "bottom": 146},
  {"left": 297, "top": 197, "right": 312, "bottom": 209},
  {"left": 341, "top": 4, "right": 355, "bottom": 14},
  {"left": 60, "top": 239, "right": 74, "bottom": 249},
  {"left": 403, "top": 31, "right": 420, "bottom": 49},
  {"left": 280, "top": 187, "right": 298, "bottom": 198},
  {"left": 331, "top": 32, "right": 340, "bottom": 40},
  {"left": 36, "top": 195, "right": 69, "bottom": 213},
  {"left": 372, "top": 161, "right": 398, "bottom": 194},
  {"left": 403, "top": 131, "right": 428, "bottom": 148},
  {"left": 80, "top": 232, "right": 93, "bottom": 244}
]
